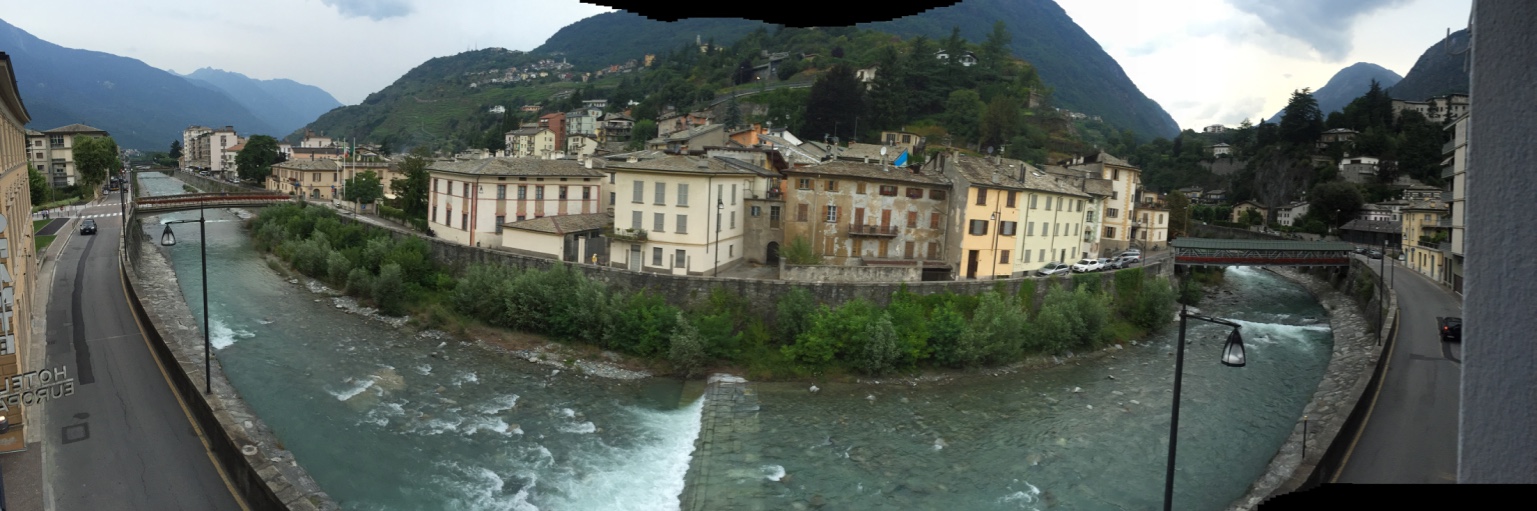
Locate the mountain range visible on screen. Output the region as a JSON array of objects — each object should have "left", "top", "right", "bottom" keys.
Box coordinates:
[
  {"left": 180, "top": 68, "right": 343, "bottom": 140},
  {"left": 1385, "top": 28, "right": 1470, "bottom": 101},
  {"left": 1266, "top": 62, "right": 1402, "bottom": 124},
  {"left": 0, "top": 17, "right": 339, "bottom": 151}
]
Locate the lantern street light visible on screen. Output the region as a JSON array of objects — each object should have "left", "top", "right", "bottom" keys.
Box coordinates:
[
  {"left": 160, "top": 206, "right": 212, "bottom": 395},
  {"left": 1163, "top": 300, "right": 1247, "bottom": 511}
]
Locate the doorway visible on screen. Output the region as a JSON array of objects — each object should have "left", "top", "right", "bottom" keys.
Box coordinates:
[
  {"left": 629, "top": 244, "right": 641, "bottom": 272},
  {"left": 766, "top": 242, "right": 780, "bottom": 264},
  {"left": 967, "top": 250, "right": 979, "bottom": 279}
]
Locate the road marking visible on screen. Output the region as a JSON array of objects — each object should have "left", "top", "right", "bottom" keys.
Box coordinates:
[
  {"left": 1333, "top": 310, "right": 1401, "bottom": 482},
  {"left": 118, "top": 264, "right": 253, "bottom": 511}
]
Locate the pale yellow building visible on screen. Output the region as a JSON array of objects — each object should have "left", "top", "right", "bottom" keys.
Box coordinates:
[
  {"left": 25, "top": 123, "right": 108, "bottom": 188},
  {"left": 933, "top": 153, "right": 1070, "bottom": 279},
  {"left": 1012, "top": 164, "right": 1093, "bottom": 273},
  {"left": 505, "top": 127, "right": 557, "bottom": 158},
  {"left": 1403, "top": 199, "right": 1450, "bottom": 282},
  {"left": 267, "top": 159, "right": 343, "bottom": 199},
  {"left": 0, "top": 51, "right": 40, "bottom": 453}
]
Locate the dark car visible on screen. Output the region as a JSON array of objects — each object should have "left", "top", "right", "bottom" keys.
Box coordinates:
[
  {"left": 1354, "top": 247, "right": 1367, "bottom": 254},
  {"left": 1367, "top": 250, "right": 1383, "bottom": 259},
  {"left": 1438, "top": 317, "right": 1462, "bottom": 343},
  {"left": 80, "top": 219, "right": 97, "bottom": 235}
]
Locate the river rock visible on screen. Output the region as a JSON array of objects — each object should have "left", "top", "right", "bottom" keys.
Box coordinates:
[{"left": 809, "top": 385, "right": 819, "bottom": 393}]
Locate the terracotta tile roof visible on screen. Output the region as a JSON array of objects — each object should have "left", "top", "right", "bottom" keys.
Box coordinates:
[
  {"left": 504, "top": 212, "right": 612, "bottom": 234},
  {"left": 427, "top": 157, "right": 606, "bottom": 177}
]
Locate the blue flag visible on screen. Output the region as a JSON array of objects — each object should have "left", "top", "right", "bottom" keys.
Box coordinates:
[{"left": 893, "top": 150, "right": 909, "bottom": 166}]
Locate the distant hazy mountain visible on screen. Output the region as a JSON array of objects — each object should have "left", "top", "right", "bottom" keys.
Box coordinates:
[
  {"left": 1386, "top": 28, "right": 1470, "bottom": 101},
  {"left": 1267, "top": 62, "right": 1402, "bottom": 124},
  {"left": 181, "top": 68, "right": 343, "bottom": 137},
  {"left": 534, "top": 0, "right": 1180, "bottom": 139},
  {"left": 0, "top": 17, "right": 280, "bottom": 150}
]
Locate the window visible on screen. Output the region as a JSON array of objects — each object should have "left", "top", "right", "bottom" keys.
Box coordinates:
[
  {"left": 732, "top": 184, "right": 737, "bottom": 204},
  {"left": 928, "top": 242, "right": 940, "bottom": 260},
  {"left": 797, "top": 204, "right": 809, "bottom": 221},
  {"left": 518, "top": 185, "right": 527, "bottom": 199},
  {"left": 1078, "top": 200, "right": 1084, "bottom": 212},
  {"left": 1001, "top": 221, "right": 1017, "bottom": 236},
  {"left": 678, "top": 184, "right": 689, "bottom": 206},
  {"left": 583, "top": 187, "right": 592, "bottom": 200},
  {"left": 655, "top": 182, "right": 666, "bottom": 204},
  {"left": 1039, "top": 249, "right": 1045, "bottom": 262},
  {"left": 653, "top": 247, "right": 663, "bottom": 266},
  {"left": 1104, "top": 226, "right": 1116, "bottom": 238},
  {"left": 826, "top": 180, "right": 839, "bottom": 192},
  {"left": 969, "top": 219, "right": 988, "bottom": 235},
  {"left": 432, "top": 206, "right": 438, "bottom": 223},
  {"left": 751, "top": 206, "right": 762, "bottom": 217},
  {"left": 677, "top": 214, "right": 688, "bottom": 233},
  {"left": 729, "top": 245, "right": 734, "bottom": 257},
  {"left": 1111, "top": 191, "right": 1119, "bottom": 200},
  {"left": 631, "top": 211, "right": 642, "bottom": 230},
  {"left": 313, "top": 172, "right": 321, "bottom": 182},
  {"left": 976, "top": 188, "right": 987, "bottom": 205},
  {"left": 880, "top": 185, "right": 898, "bottom": 196},
  {"left": 517, "top": 215, "right": 526, "bottom": 221},
  {"left": 1107, "top": 208, "right": 1119, "bottom": 218},
  {"left": 462, "top": 213, "right": 468, "bottom": 228},
  {"left": 1054, "top": 223, "right": 1060, "bottom": 236},
  {"left": 930, "top": 213, "right": 942, "bottom": 229},
  {"left": 497, "top": 185, "right": 506, "bottom": 199},
  {"left": 929, "top": 189, "right": 946, "bottom": 200},
  {"left": 495, "top": 216, "right": 505, "bottom": 233},
  {"left": 1057, "top": 197, "right": 1065, "bottom": 211},
  {"left": 675, "top": 249, "right": 687, "bottom": 268},
  {"left": 1112, "top": 169, "right": 1121, "bottom": 181},
  {"left": 770, "top": 206, "right": 781, "bottom": 226},
  {"left": 536, "top": 186, "right": 545, "bottom": 200},
  {"left": 907, "top": 211, "right": 918, "bottom": 227},
  {"left": 825, "top": 205, "right": 838, "bottom": 223},
  {"left": 857, "top": 182, "right": 867, "bottom": 194},
  {"left": 1024, "top": 250, "right": 1032, "bottom": 263},
  {"left": 1028, "top": 222, "right": 1036, "bottom": 236},
  {"left": 1000, "top": 250, "right": 1010, "bottom": 264},
  {"left": 655, "top": 213, "right": 665, "bottom": 231},
  {"left": 1030, "top": 194, "right": 1038, "bottom": 209},
  {"left": 633, "top": 180, "right": 644, "bottom": 202},
  {"left": 798, "top": 178, "right": 812, "bottom": 190},
  {"left": 907, "top": 187, "right": 924, "bottom": 199},
  {"left": 610, "top": 192, "right": 615, "bottom": 206},
  {"left": 1006, "top": 191, "right": 1017, "bottom": 208},
  {"left": 730, "top": 211, "right": 736, "bottom": 229}
]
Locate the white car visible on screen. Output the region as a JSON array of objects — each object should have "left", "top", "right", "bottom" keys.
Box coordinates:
[{"left": 1071, "top": 258, "right": 1103, "bottom": 273}]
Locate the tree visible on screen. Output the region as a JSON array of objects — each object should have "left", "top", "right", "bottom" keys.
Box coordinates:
[
  {"left": 72, "top": 136, "right": 120, "bottom": 190},
  {"left": 979, "top": 94, "right": 1022, "bottom": 149},
  {"left": 1279, "top": 88, "right": 1325, "bottom": 147},
  {"left": 28, "top": 164, "right": 50, "bottom": 205},
  {"left": 391, "top": 147, "right": 431, "bottom": 218},
  {"left": 378, "top": 137, "right": 393, "bottom": 157},
  {"left": 980, "top": 21, "right": 1012, "bottom": 75},
  {"left": 169, "top": 140, "right": 182, "bottom": 160},
  {"left": 866, "top": 44, "right": 909, "bottom": 133},
  {"left": 1249, "top": 146, "right": 1314, "bottom": 224},
  {"left": 628, "top": 119, "right": 657, "bottom": 151},
  {"left": 801, "top": 64, "right": 864, "bottom": 143},
  {"left": 722, "top": 94, "right": 744, "bottom": 130},
  {"left": 236, "top": 135, "right": 283, "bottom": 182},
  {"left": 669, "top": 312, "right": 708, "bottom": 378},
  {"left": 1307, "top": 181, "right": 1365, "bottom": 229},
  {"left": 941, "top": 90, "right": 985, "bottom": 146},
  {"left": 343, "top": 170, "right": 384, "bottom": 208},
  {"left": 1167, "top": 191, "right": 1191, "bottom": 238}
]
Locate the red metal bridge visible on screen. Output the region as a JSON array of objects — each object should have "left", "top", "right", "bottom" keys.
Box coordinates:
[
  {"left": 1170, "top": 238, "right": 1355, "bottom": 267},
  {"left": 133, "top": 192, "right": 296, "bottom": 214}
]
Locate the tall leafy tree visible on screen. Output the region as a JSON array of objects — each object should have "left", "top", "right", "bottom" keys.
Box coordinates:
[
  {"left": 72, "top": 136, "right": 120, "bottom": 190},
  {"left": 343, "top": 170, "right": 384, "bottom": 207},
  {"left": 979, "top": 21, "right": 1012, "bottom": 75},
  {"left": 942, "top": 89, "right": 985, "bottom": 146},
  {"left": 866, "top": 44, "right": 909, "bottom": 133},
  {"left": 236, "top": 135, "right": 283, "bottom": 182},
  {"left": 802, "top": 64, "right": 864, "bottom": 143},
  {"left": 722, "top": 94, "right": 744, "bottom": 130},
  {"left": 628, "top": 119, "right": 657, "bottom": 150},
  {"left": 28, "top": 164, "right": 50, "bottom": 205},
  {"left": 1279, "top": 88, "right": 1325, "bottom": 147},
  {"left": 391, "top": 147, "right": 431, "bottom": 217},
  {"left": 169, "top": 140, "right": 182, "bottom": 160},
  {"left": 1167, "top": 191, "right": 1192, "bottom": 238},
  {"left": 1307, "top": 181, "right": 1365, "bottom": 229},
  {"left": 979, "top": 94, "right": 1021, "bottom": 150}
]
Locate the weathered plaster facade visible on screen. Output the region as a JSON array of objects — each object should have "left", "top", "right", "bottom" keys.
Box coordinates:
[{"left": 781, "top": 160, "right": 952, "bottom": 269}]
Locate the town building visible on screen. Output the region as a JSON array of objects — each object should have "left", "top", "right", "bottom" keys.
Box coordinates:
[
  {"left": 0, "top": 51, "right": 39, "bottom": 453},
  {"left": 1230, "top": 200, "right": 1266, "bottom": 224},
  {"left": 1391, "top": 93, "right": 1469, "bottom": 124},
  {"left": 1275, "top": 201, "right": 1310, "bottom": 227},
  {"left": 428, "top": 158, "right": 606, "bottom": 248},
  {"left": 1339, "top": 156, "right": 1381, "bottom": 184},
  {"left": 180, "top": 125, "right": 212, "bottom": 169},
  {"left": 267, "top": 159, "right": 342, "bottom": 199},
  {"left": 779, "top": 160, "right": 952, "bottom": 275},
  {"left": 1065, "top": 151, "right": 1142, "bottom": 255},
  {"left": 646, "top": 124, "right": 726, "bottom": 153},
  {"left": 506, "top": 126, "right": 557, "bottom": 158},
  {"left": 1402, "top": 198, "right": 1451, "bottom": 283},
  {"left": 934, "top": 153, "right": 1090, "bottom": 279},
  {"left": 1209, "top": 143, "right": 1232, "bottom": 157},
  {"left": 1443, "top": 112, "right": 1468, "bottom": 294},
  {"left": 604, "top": 155, "right": 775, "bottom": 275},
  {"left": 539, "top": 113, "right": 566, "bottom": 153},
  {"left": 25, "top": 123, "right": 109, "bottom": 187}
]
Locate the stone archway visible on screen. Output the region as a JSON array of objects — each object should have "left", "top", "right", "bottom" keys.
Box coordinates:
[{"left": 766, "top": 242, "right": 780, "bottom": 264}]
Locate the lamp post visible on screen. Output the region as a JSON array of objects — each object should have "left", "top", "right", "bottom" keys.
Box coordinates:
[
  {"left": 1164, "top": 300, "right": 1247, "bottom": 511},
  {"left": 160, "top": 207, "right": 211, "bottom": 395},
  {"left": 714, "top": 198, "right": 723, "bottom": 277}
]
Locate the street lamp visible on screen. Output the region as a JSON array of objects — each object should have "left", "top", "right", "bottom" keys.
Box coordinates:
[
  {"left": 1164, "top": 300, "right": 1247, "bottom": 511},
  {"left": 160, "top": 207, "right": 212, "bottom": 395},
  {"left": 714, "top": 198, "right": 723, "bottom": 277}
]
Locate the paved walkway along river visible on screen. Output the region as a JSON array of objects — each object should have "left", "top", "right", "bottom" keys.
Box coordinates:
[{"left": 140, "top": 171, "right": 1341, "bottom": 510}]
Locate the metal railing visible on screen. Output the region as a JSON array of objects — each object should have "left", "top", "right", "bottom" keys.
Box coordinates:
[
  {"left": 848, "top": 224, "right": 898, "bottom": 236},
  {"left": 606, "top": 227, "right": 648, "bottom": 241}
]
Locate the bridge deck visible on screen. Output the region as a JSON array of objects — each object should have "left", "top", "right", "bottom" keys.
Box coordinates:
[{"left": 1171, "top": 238, "right": 1355, "bottom": 266}]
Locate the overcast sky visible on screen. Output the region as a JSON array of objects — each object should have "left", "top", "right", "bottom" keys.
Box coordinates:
[{"left": 3, "top": 0, "right": 1471, "bottom": 133}]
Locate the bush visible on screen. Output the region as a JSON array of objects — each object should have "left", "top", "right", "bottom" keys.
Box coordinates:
[
  {"left": 325, "top": 250, "right": 352, "bottom": 285},
  {"left": 926, "top": 299, "right": 973, "bottom": 368},
  {"left": 346, "top": 267, "right": 374, "bottom": 296},
  {"left": 774, "top": 287, "right": 817, "bottom": 344},
  {"left": 964, "top": 291, "right": 1029, "bottom": 364},
  {"left": 856, "top": 312, "right": 902, "bottom": 375},
  {"left": 452, "top": 264, "right": 516, "bottom": 321},
  {"left": 373, "top": 263, "right": 406, "bottom": 316},
  {"left": 612, "top": 291, "right": 680, "bottom": 357},
  {"left": 1131, "top": 278, "right": 1178, "bottom": 331},
  {"left": 886, "top": 289, "right": 931, "bottom": 366},
  {"left": 669, "top": 312, "right": 708, "bottom": 378},
  {"left": 782, "top": 236, "right": 819, "bottom": 265}
]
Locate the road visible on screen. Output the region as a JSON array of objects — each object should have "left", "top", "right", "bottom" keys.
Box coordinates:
[
  {"left": 40, "top": 193, "right": 243, "bottom": 510},
  {"left": 1336, "top": 255, "right": 1462, "bottom": 483}
]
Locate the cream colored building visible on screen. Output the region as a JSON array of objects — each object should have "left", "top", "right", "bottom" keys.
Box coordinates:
[
  {"left": 267, "top": 159, "right": 343, "bottom": 199},
  {"left": 180, "top": 125, "right": 212, "bottom": 169},
  {"left": 0, "top": 51, "right": 40, "bottom": 453},
  {"left": 1012, "top": 164, "right": 1093, "bottom": 273},
  {"left": 428, "top": 158, "right": 606, "bottom": 248},
  {"left": 933, "top": 153, "right": 1089, "bottom": 279},
  {"left": 506, "top": 127, "right": 557, "bottom": 158},
  {"left": 1065, "top": 151, "right": 1142, "bottom": 255},
  {"left": 1443, "top": 112, "right": 1467, "bottom": 294},
  {"left": 25, "top": 123, "right": 109, "bottom": 188},
  {"left": 605, "top": 155, "right": 773, "bottom": 275},
  {"left": 1402, "top": 199, "right": 1450, "bottom": 283}
]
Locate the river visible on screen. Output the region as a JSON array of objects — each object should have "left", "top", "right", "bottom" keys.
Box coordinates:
[{"left": 139, "top": 172, "right": 1332, "bottom": 510}]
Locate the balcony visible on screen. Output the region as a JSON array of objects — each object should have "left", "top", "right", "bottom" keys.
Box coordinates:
[
  {"left": 1417, "top": 239, "right": 1440, "bottom": 249},
  {"left": 1437, "top": 217, "right": 1452, "bottom": 228},
  {"left": 1442, "top": 165, "right": 1456, "bottom": 179},
  {"left": 605, "top": 227, "right": 648, "bottom": 242},
  {"left": 1441, "top": 191, "right": 1454, "bottom": 202},
  {"left": 1439, "top": 241, "right": 1452, "bottom": 253},
  {"left": 1442, "top": 140, "right": 1455, "bottom": 155},
  {"left": 848, "top": 224, "right": 898, "bottom": 237}
]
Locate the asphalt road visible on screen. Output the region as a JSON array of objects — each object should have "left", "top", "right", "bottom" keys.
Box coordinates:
[
  {"left": 1336, "top": 255, "right": 1462, "bottom": 483},
  {"left": 41, "top": 199, "right": 242, "bottom": 510}
]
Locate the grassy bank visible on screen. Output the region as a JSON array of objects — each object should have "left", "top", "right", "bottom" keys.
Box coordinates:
[{"left": 248, "top": 202, "right": 1183, "bottom": 381}]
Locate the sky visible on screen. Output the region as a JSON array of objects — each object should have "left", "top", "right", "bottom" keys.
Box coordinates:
[{"left": 2, "top": 0, "right": 1472, "bottom": 132}]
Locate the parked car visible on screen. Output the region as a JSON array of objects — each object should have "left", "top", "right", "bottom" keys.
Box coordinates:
[
  {"left": 1438, "top": 317, "right": 1461, "bottom": 343},
  {"left": 1036, "top": 262, "right": 1071, "bottom": 277},
  {"left": 1120, "top": 248, "right": 1142, "bottom": 258},
  {"left": 1354, "top": 247, "right": 1368, "bottom": 254},
  {"left": 79, "top": 219, "right": 97, "bottom": 235},
  {"left": 1118, "top": 254, "right": 1142, "bottom": 266},
  {"left": 1367, "top": 250, "right": 1383, "bottom": 259},
  {"left": 1071, "top": 258, "right": 1103, "bottom": 273}
]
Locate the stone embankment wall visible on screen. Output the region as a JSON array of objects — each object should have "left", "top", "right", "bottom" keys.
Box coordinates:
[
  {"left": 123, "top": 215, "right": 338, "bottom": 510},
  {"left": 157, "top": 169, "right": 254, "bottom": 194},
  {"left": 780, "top": 262, "right": 921, "bottom": 283},
  {"left": 1228, "top": 257, "right": 1398, "bottom": 510}
]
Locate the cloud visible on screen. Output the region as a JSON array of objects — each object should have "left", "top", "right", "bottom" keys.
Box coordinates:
[
  {"left": 1225, "top": 0, "right": 1412, "bottom": 60},
  {"left": 321, "top": 0, "right": 413, "bottom": 20}
]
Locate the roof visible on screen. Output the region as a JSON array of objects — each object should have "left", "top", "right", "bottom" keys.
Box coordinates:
[
  {"left": 292, "top": 147, "right": 344, "bottom": 154},
  {"left": 603, "top": 149, "right": 669, "bottom": 162},
  {"left": 833, "top": 142, "right": 891, "bottom": 162},
  {"left": 1339, "top": 219, "right": 1402, "bottom": 234},
  {"left": 1402, "top": 199, "right": 1448, "bottom": 211},
  {"left": 1324, "top": 128, "right": 1359, "bottom": 134},
  {"left": 947, "top": 154, "right": 1089, "bottom": 197},
  {"left": 652, "top": 123, "right": 724, "bottom": 143},
  {"left": 1171, "top": 238, "right": 1356, "bottom": 251},
  {"left": 508, "top": 127, "right": 549, "bottom": 136},
  {"left": 606, "top": 155, "right": 760, "bottom": 175},
  {"left": 24, "top": 129, "right": 43, "bottom": 136},
  {"left": 427, "top": 157, "right": 606, "bottom": 178},
  {"left": 1038, "top": 164, "right": 1112, "bottom": 197},
  {"left": 504, "top": 212, "right": 612, "bottom": 235},
  {"left": 43, "top": 123, "right": 108, "bottom": 134},
  {"left": 273, "top": 159, "right": 341, "bottom": 171},
  {"left": 785, "top": 160, "right": 947, "bottom": 186}
]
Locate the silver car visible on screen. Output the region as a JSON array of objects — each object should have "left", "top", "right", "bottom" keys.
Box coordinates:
[{"left": 1036, "top": 262, "right": 1071, "bottom": 276}]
